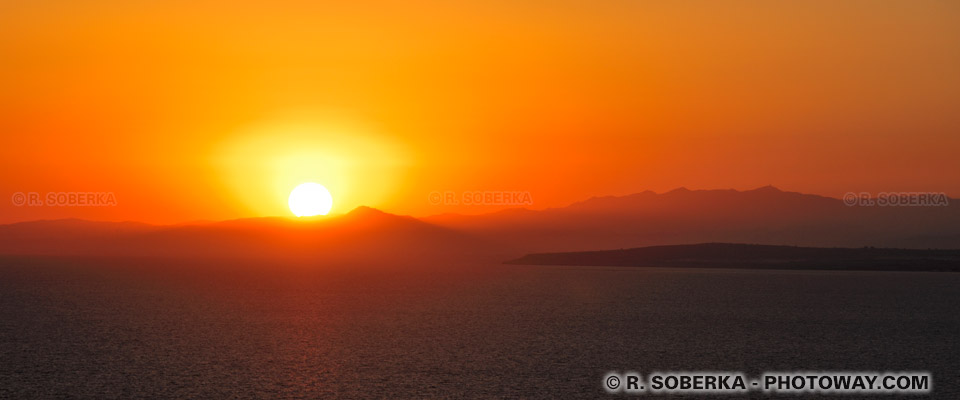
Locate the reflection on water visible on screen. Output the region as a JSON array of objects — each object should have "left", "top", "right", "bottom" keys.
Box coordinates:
[{"left": 1, "top": 258, "right": 958, "bottom": 398}]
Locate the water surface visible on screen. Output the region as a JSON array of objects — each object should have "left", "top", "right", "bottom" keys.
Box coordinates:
[{"left": 1, "top": 258, "right": 957, "bottom": 398}]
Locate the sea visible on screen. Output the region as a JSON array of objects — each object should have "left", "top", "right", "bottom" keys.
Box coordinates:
[{"left": 1, "top": 257, "right": 957, "bottom": 398}]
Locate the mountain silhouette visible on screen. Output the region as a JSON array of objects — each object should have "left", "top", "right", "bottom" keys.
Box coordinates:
[
  {"left": 506, "top": 243, "right": 960, "bottom": 272},
  {"left": 1, "top": 187, "right": 957, "bottom": 263},
  {"left": 424, "top": 186, "right": 960, "bottom": 252},
  {"left": 0, "top": 208, "right": 495, "bottom": 262}
]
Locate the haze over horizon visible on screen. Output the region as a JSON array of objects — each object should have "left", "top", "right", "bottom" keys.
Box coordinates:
[
  {"left": 3, "top": 185, "right": 957, "bottom": 261},
  {"left": 1, "top": 184, "right": 949, "bottom": 225}
]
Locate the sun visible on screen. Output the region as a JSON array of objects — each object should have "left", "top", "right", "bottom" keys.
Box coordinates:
[{"left": 288, "top": 182, "right": 333, "bottom": 217}]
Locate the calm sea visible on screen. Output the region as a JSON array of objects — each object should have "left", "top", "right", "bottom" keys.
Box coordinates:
[{"left": 1, "top": 258, "right": 958, "bottom": 398}]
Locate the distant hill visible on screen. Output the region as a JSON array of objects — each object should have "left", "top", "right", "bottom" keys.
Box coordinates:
[
  {"left": 0, "top": 207, "right": 498, "bottom": 262},
  {"left": 506, "top": 243, "right": 960, "bottom": 272},
  {"left": 425, "top": 186, "right": 960, "bottom": 252},
  {"left": 1, "top": 187, "right": 957, "bottom": 263}
]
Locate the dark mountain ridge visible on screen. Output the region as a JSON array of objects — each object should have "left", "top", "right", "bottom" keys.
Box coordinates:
[
  {"left": 506, "top": 243, "right": 960, "bottom": 272},
  {"left": 0, "top": 208, "right": 497, "bottom": 262},
  {"left": 1, "top": 187, "right": 957, "bottom": 264},
  {"left": 425, "top": 186, "right": 960, "bottom": 251}
]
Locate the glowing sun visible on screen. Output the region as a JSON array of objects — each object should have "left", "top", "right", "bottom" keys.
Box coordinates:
[{"left": 288, "top": 182, "right": 333, "bottom": 217}]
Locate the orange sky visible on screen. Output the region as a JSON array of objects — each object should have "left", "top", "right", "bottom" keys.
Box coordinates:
[{"left": 1, "top": 1, "right": 959, "bottom": 224}]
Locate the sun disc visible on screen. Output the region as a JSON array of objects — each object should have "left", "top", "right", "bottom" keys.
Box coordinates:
[{"left": 288, "top": 182, "right": 333, "bottom": 217}]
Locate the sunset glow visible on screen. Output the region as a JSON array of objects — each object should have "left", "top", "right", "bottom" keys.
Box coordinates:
[
  {"left": 0, "top": 1, "right": 957, "bottom": 224},
  {"left": 214, "top": 116, "right": 406, "bottom": 218}
]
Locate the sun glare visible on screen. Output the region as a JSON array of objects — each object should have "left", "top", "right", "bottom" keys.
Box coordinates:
[
  {"left": 216, "top": 117, "right": 407, "bottom": 218},
  {"left": 288, "top": 182, "right": 333, "bottom": 217}
]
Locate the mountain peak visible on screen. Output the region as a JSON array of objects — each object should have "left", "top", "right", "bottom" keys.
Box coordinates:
[
  {"left": 750, "top": 185, "right": 782, "bottom": 193},
  {"left": 341, "top": 206, "right": 423, "bottom": 226},
  {"left": 345, "top": 206, "right": 389, "bottom": 218}
]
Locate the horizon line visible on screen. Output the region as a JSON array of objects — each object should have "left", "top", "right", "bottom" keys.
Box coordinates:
[{"left": 4, "top": 185, "right": 944, "bottom": 227}]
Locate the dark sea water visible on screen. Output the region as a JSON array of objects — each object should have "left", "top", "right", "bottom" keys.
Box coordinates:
[{"left": 1, "top": 257, "right": 958, "bottom": 398}]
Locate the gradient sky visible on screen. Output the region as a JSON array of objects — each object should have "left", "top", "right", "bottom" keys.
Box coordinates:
[{"left": 1, "top": 0, "right": 958, "bottom": 224}]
